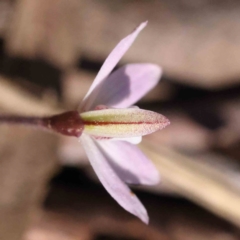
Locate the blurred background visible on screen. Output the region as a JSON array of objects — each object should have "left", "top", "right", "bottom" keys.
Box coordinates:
[{"left": 0, "top": 0, "right": 240, "bottom": 239}]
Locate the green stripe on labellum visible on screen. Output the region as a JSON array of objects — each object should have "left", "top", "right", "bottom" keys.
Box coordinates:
[{"left": 80, "top": 108, "right": 170, "bottom": 138}]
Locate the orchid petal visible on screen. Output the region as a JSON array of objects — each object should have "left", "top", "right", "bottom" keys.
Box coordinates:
[
  {"left": 80, "top": 134, "right": 149, "bottom": 223},
  {"left": 111, "top": 136, "right": 142, "bottom": 144},
  {"left": 84, "top": 64, "right": 162, "bottom": 110},
  {"left": 92, "top": 136, "right": 142, "bottom": 144},
  {"left": 98, "top": 140, "right": 160, "bottom": 185},
  {"left": 80, "top": 22, "right": 148, "bottom": 111},
  {"left": 80, "top": 108, "right": 170, "bottom": 138}
]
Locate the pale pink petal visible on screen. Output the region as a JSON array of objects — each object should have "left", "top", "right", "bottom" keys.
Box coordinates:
[
  {"left": 80, "top": 134, "right": 149, "bottom": 223},
  {"left": 110, "top": 136, "right": 142, "bottom": 144},
  {"left": 83, "top": 64, "right": 162, "bottom": 110},
  {"left": 80, "top": 22, "right": 147, "bottom": 111},
  {"left": 80, "top": 108, "right": 170, "bottom": 138},
  {"left": 92, "top": 136, "right": 142, "bottom": 144},
  {"left": 98, "top": 140, "right": 160, "bottom": 185}
]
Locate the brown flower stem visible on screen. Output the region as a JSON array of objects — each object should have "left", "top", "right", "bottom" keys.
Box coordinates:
[
  {"left": 0, "top": 115, "right": 49, "bottom": 128},
  {"left": 0, "top": 111, "right": 84, "bottom": 138}
]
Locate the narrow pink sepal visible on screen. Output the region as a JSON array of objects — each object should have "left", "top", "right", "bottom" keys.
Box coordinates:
[
  {"left": 80, "top": 22, "right": 148, "bottom": 111},
  {"left": 80, "top": 134, "right": 149, "bottom": 224}
]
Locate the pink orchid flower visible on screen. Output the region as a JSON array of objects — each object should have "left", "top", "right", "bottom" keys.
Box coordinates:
[
  {"left": 0, "top": 22, "right": 169, "bottom": 224},
  {"left": 76, "top": 21, "right": 170, "bottom": 224}
]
